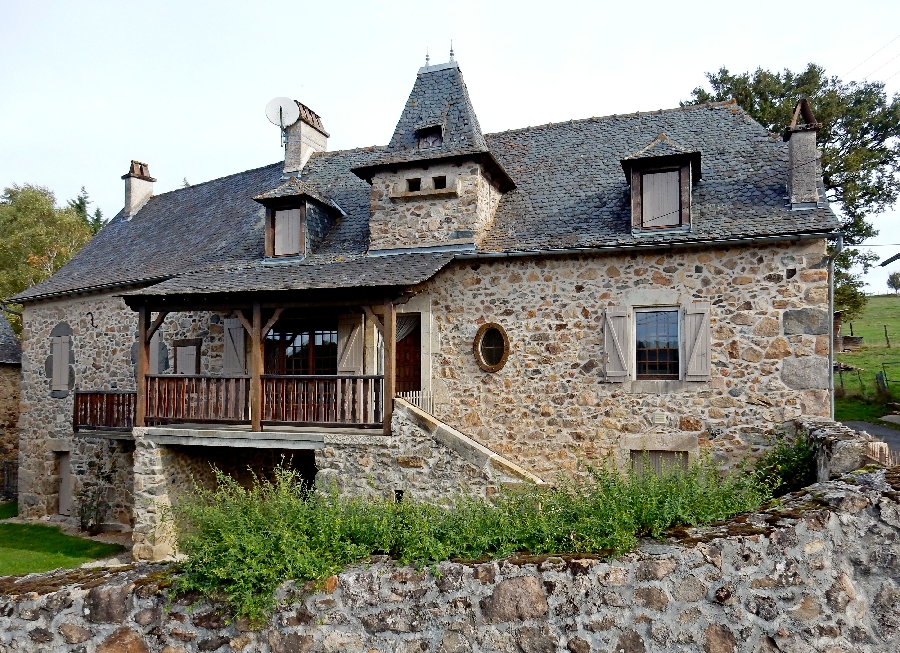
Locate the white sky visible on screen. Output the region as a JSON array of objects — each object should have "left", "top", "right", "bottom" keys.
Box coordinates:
[{"left": 1, "top": 0, "right": 899, "bottom": 291}]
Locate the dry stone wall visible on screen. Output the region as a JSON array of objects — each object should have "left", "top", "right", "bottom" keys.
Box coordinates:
[
  {"left": 3, "top": 468, "right": 900, "bottom": 652},
  {"left": 425, "top": 240, "right": 832, "bottom": 477}
]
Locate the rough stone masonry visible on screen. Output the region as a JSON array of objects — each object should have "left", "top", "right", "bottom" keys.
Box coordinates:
[{"left": 2, "top": 464, "right": 900, "bottom": 653}]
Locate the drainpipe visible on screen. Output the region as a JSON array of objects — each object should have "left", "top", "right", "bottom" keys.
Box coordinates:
[{"left": 828, "top": 234, "right": 843, "bottom": 420}]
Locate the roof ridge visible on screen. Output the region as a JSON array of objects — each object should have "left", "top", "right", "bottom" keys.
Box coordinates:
[
  {"left": 485, "top": 99, "right": 740, "bottom": 137},
  {"left": 148, "top": 160, "right": 284, "bottom": 200}
]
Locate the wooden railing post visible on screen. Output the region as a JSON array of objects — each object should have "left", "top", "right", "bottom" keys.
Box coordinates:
[
  {"left": 135, "top": 306, "right": 149, "bottom": 427},
  {"left": 250, "top": 302, "right": 263, "bottom": 432},
  {"left": 383, "top": 298, "right": 396, "bottom": 435}
]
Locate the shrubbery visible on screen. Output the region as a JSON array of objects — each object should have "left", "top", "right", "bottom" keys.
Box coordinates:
[
  {"left": 753, "top": 431, "right": 818, "bottom": 496},
  {"left": 171, "top": 458, "right": 770, "bottom": 622}
]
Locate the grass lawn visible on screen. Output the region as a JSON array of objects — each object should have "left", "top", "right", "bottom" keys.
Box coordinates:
[
  {"left": 0, "top": 501, "right": 125, "bottom": 576},
  {"left": 834, "top": 294, "right": 900, "bottom": 421}
]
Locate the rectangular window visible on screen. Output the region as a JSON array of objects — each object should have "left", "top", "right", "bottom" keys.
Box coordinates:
[
  {"left": 274, "top": 208, "right": 303, "bottom": 257},
  {"left": 432, "top": 175, "right": 447, "bottom": 190},
  {"left": 265, "top": 320, "right": 338, "bottom": 375},
  {"left": 630, "top": 450, "right": 688, "bottom": 476},
  {"left": 407, "top": 178, "right": 421, "bottom": 192},
  {"left": 635, "top": 309, "right": 679, "bottom": 379},
  {"left": 641, "top": 170, "right": 680, "bottom": 228}
]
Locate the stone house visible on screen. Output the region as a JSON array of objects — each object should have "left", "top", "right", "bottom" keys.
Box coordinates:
[
  {"left": 0, "top": 314, "right": 21, "bottom": 466},
  {"left": 10, "top": 58, "right": 839, "bottom": 557}
]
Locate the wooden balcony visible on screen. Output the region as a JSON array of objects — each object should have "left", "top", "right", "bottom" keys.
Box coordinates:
[
  {"left": 73, "top": 390, "right": 137, "bottom": 432},
  {"left": 262, "top": 375, "right": 383, "bottom": 428},
  {"left": 147, "top": 375, "right": 251, "bottom": 425}
]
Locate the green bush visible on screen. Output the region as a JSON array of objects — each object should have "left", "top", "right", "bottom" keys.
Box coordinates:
[
  {"left": 171, "top": 459, "right": 769, "bottom": 622},
  {"left": 753, "top": 431, "right": 818, "bottom": 496}
]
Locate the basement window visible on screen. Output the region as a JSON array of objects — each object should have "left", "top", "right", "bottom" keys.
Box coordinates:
[
  {"left": 630, "top": 450, "right": 688, "bottom": 476},
  {"left": 407, "top": 178, "right": 421, "bottom": 192},
  {"left": 433, "top": 175, "right": 447, "bottom": 190}
]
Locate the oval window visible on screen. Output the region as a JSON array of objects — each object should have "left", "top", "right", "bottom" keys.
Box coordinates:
[{"left": 473, "top": 323, "right": 510, "bottom": 372}]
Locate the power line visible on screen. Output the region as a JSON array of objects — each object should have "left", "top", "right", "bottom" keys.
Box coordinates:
[
  {"left": 844, "top": 33, "right": 900, "bottom": 77},
  {"left": 862, "top": 51, "right": 900, "bottom": 80}
]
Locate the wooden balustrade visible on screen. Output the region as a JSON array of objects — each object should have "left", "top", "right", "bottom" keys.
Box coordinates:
[
  {"left": 262, "top": 375, "right": 384, "bottom": 428},
  {"left": 73, "top": 391, "right": 137, "bottom": 431},
  {"left": 146, "top": 375, "right": 251, "bottom": 424}
]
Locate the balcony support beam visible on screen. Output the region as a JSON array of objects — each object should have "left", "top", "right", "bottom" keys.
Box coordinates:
[
  {"left": 383, "top": 298, "right": 396, "bottom": 435},
  {"left": 250, "top": 302, "right": 263, "bottom": 432},
  {"left": 136, "top": 306, "right": 149, "bottom": 427}
]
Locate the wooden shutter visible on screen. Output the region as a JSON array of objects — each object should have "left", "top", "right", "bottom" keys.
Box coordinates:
[
  {"left": 51, "top": 335, "right": 70, "bottom": 391},
  {"left": 222, "top": 318, "right": 246, "bottom": 375},
  {"left": 176, "top": 346, "right": 198, "bottom": 375},
  {"left": 679, "top": 163, "right": 691, "bottom": 226},
  {"left": 149, "top": 330, "right": 161, "bottom": 375},
  {"left": 684, "top": 302, "right": 711, "bottom": 381},
  {"left": 274, "top": 209, "right": 302, "bottom": 256},
  {"left": 642, "top": 171, "right": 680, "bottom": 228},
  {"left": 337, "top": 314, "right": 364, "bottom": 374},
  {"left": 603, "top": 306, "right": 629, "bottom": 382}
]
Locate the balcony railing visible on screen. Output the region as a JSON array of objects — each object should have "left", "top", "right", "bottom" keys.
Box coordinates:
[
  {"left": 73, "top": 390, "right": 137, "bottom": 432},
  {"left": 146, "top": 374, "right": 251, "bottom": 424},
  {"left": 262, "top": 375, "right": 384, "bottom": 428}
]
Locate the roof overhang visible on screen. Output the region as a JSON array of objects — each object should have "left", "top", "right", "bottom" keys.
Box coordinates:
[
  {"left": 621, "top": 151, "right": 702, "bottom": 184},
  {"left": 351, "top": 151, "right": 516, "bottom": 192}
]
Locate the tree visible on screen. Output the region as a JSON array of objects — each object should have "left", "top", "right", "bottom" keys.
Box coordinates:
[
  {"left": 684, "top": 63, "right": 900, "bottom": 320},
  {"left": 0, "top": 185, "right": 93, "bottom": 333},
  {"left": 889, "top": 271, "right": 900, "bottom": 295},
  {"left": 67, "top": 186, "right": 108, "bottom": 235}
]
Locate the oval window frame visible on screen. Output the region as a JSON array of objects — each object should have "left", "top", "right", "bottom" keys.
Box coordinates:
[{"left": 473, "top": 322, "right": 510, "bottom": 373}]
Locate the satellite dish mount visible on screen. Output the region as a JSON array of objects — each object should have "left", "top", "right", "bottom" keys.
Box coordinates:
[{"left": 265, "top": 97, "right": 301, "bottom": 148}]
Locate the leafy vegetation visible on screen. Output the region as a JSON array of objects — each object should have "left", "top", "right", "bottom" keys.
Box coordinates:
[
  {"left": 172, "top": 461, "right": 770, "bottom": 622},
  {"left": 0, "top": 501, "right": 17, "bottom": 520},
  {"left": 888, "top": 272, "right": 900, "bottom": 295},
  {"left": 0, "top": 184, "right": 102, "bottom": 333},
  {"left": 685, "top": 64, "right": 900, "bottom": 320},
  {"left": 753, "top": 432, "right": 818, "bottom": 496}
]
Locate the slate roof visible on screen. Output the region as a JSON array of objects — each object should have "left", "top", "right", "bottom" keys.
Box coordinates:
[
  {"left": 253, "top": 176, "right": 339, "bottom": 210},
  {"left": 625, "top": 132, "right": 697, "bottom": 159},
  {"left": 11, "top": 63, "right": 840, "bottom": 303},
  {"left": 0, "top": 314, "right": 21, "bottom": 365}
]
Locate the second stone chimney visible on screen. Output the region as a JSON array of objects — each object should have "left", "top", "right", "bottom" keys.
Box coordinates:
[
  {"left": 283, "top": 102, "right": 329, "bottom": 175},
  {"left": 122, "top": 160, "right": 156, "bottom": 216},
  {"left": 783, "top": 98, "right": 821, "bottom": 209}
]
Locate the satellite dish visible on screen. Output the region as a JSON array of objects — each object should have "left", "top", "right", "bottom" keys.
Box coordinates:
[{"left": 265, "top": 97, "right": 300, "bottom": 128}]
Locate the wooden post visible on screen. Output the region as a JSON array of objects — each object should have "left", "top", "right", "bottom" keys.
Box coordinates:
[
  {"left": 250, "top": 302, "right": 263, "bottom": 432},
  {"left": 383, "top": 298, "right": 396, "bottom": 435},
  {"left": 885, "top": 324, "right": 891, "bottom": 349},
  {"left": 135, "top": 306, "right": 149, "bottom": 427}
]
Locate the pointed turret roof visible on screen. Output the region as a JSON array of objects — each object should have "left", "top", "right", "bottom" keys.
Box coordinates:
[{"left": 352, "top": 61, "right": 515, "bottom": 190}]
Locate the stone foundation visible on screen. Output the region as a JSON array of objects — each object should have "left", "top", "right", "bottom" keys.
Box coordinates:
[{"left": 3, "top": 468, "right": 900, "bottom": 652}]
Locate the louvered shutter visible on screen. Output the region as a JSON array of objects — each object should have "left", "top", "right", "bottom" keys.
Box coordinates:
[
  {"left": 222, "top": 318, "right": 246, "bottom": 375},
  {"left": 603, "top": 307, "right": 629, "bottom": 382},
  {"left": 51, "top": 335, "right": 70, "bottom": 391},
  {"left": 176, "top": 346, "right": 197, "bottom": 375},
  {"left": 642, "top": 171, "right": 680, "bottom": 228},
  {"left": 684, "top": 302, "right": 711, "bottom": 381},
  {"left": 337, "top": 314, "right": 364, "bottom": 374}
]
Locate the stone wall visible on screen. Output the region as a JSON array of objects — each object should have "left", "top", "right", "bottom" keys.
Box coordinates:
[
  {"left": 0, "top": 364, "right": 19, "bottom": 463},
  {"left": 3, "top": 468, "right": 900, "bottom": 653},
  {"left": 368, "top": 160, "right": 501, "bottom": 251},
  {"left": 425, "top": 240, "right": 832, "bottom": 477}
]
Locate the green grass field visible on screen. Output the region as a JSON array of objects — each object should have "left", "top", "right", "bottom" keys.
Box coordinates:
[
  {"left": 0, "top": 501, "right": 125, "bottom": 576},
  {"left": 834, "top": 294, "right": 900, "bottom": 421}
]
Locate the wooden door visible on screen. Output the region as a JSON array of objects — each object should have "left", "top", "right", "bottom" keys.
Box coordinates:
[{"left": 396, "top": 325, "right": 421, "bottom": 393}]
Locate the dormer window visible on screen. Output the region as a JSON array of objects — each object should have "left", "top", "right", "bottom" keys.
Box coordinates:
[
  {"left": 270, "top": 207, "right": 305, "bottom": 257},
  {"left": 639, "top": 168, "right": 684, "bottom": 229},
  {"left": 416, "top": 126, "right": 443, "bottom": 150}
]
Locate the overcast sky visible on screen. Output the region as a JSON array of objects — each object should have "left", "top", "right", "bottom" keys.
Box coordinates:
[{"left": 2, "top": 0, "right": 899, "bottom": 291}]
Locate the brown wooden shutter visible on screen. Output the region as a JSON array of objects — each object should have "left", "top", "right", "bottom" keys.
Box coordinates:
[
  {"left": 51, "top": 335, "right": 70, "bottom": 391},
  {"left": 684, "top": 302, "right": 711, "bottom": 381},
  {"left": 222, "top": 318, "right": 246, "bottom": 375},
  {"left": 642, "top": 171, "right": 680, "bottom": 227},
  {"left": 337, "top": 314, "right": 364, "bottom": 374},
  {"left": 603, "top": 306, "right": 629, "bottom": 382}
]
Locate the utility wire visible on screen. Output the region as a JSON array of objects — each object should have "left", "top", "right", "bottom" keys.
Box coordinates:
[
  {"left": 844, "top": 33, "right": 900, "bottom": 77},
  {"left": 862, "top": 51, "right": 900, "bottom": 80}
]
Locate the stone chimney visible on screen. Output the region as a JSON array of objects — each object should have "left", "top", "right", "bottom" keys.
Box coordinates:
[
  {"left": 121, "top": 160, "right": 156, "bottom": 216},
  {"left": 783, "top": 98, "right": 821, "bottom": 209},
  {"left": 283, "top": 102, "right": 329, "bottom": 175}
]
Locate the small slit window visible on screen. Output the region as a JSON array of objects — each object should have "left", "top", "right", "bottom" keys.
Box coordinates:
[
  {"left": 433, "top": 175, "right": 447, "bottom": 190},
  {"left": 407, "top": 178, "right": 421, "bottom": 192},
  {"left": 473, "top": 323, "right": 510, "bottom": 373}
]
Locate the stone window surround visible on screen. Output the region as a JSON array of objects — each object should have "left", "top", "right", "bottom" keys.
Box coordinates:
[{"left": 619, "top": 290, "right": 709, "bottom": 394}]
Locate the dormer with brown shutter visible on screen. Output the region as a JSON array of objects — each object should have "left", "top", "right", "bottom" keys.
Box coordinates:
[
  {"left": 621, "top": 133, "right": 701, "bottom": 232},
  {"left": 253, "top": 177, "right": 340, "bottom": 258}
]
